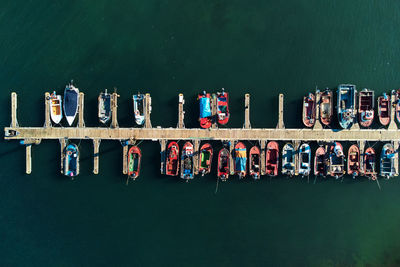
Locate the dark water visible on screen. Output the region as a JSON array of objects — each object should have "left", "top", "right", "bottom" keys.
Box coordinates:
[{"left": 1, "top": 1, "right": 400, "bottom": 266}]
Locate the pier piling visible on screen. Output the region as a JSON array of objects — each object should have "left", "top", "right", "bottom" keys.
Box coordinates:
[
  {"left": 358, "top": 141, "right": 365, "bottom": 175},
  {"left": 294, "top": 140, "right": 301, "bottom": 176},
  {"left": 244, "top": 94, "right": 251, "bottom": 129},
  {"left": 178, "top": 94, "right": 185, "bottom": 128},
  {"left": 313, "top": 92, "right": 322, "bottom": 129},
  {"left": 93, "top": 139, "right": 100, "bottom": 174},
  {"left": 276, "top": 93, "right": 285, "bottom": 129},
  {"left": 393, "top": 141, "right": 399, "bottom": 176},
  {"left": 144, "top": 94, "right": 152, "bottom": 128},
  {"left": 193, "top": 139, "right": 200, "bottom": 175},
  {"left": 111, "top": 92, "right": 119, "bottom": 128},
  {"left": 229, "top": 141, "right": 235, "bottom": 175},
  {"left": 160, "top": 139, "right": 167, "bottom": 175},
  {"left": 44, "top": 92, "right": 51, "bottom": 128},
  {"left": 260, "top": 140, "right": 266, "bottom": 175},
  {"left": 212, "top": 94, "right": 218, "bottom": 129},
  {"left": 25, "top": 144, "right": 31, "bottom": 174},
  {"left": 388, "top": 93, "right": 398, "bottom": 130},
  {"left": 11, "top": 92, "right": 18, "bottom": 128},
  {"left": 59, "top": 138, "right": 67, "bottom": 174},
  {"left": 78, "top": 92, "right": 85, "bottom": 127},
  {"left": 122, "top": 144, "right": 128, "bottom": 175}
]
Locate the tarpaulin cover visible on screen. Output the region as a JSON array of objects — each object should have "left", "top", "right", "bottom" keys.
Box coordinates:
[
  {"left": 199, "top": 97, "right": 211, "bottom": 118},
  {"left": 235, "top": 148, "right": 246, "bottom": 171}
]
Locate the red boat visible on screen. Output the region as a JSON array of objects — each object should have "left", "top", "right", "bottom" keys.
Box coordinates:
[
  {"left": 266, "top": 141, "right": 279, "bottom": 176},
  {"left": 303, "top": 93, "right": 316, "bottom": 127},
  {"left": 217, "top": 148, "right": 230, "bottom": 181},
  {"left": 249, "top": 146, "right": 261, "bottom": 179},
  {"left": 378, "top": 94, "right": 390, "bottom": 126},
  {"left": 358, "top": 89, "right": 374, "bottom": 127},
  {"left": 166, "top": 141, "right": 179, "bottom": 176},
  {"left": 364, "top": 147, "right": 376, "bottom": 179},
  {"left": 234, "top": 142, "right": 247, "bottom": 178},
  {"left": 320, "top": 89, "right": 333, "bottom": 126},
  {"left": 198, "top": 92, "right": 212, "bottom": 129},
  {"left": 394, "top": 89, "right": 400, "bottom": 124},
  {"left": 199, "top": 143, "right": 213, "bottom": 176},
  {"left": 347, "top": 144, "right": 360, "bottom": 177},
  {"left": 329, "top": 142, "right": 345, "bottom": 179},
  {"left": 314, "top": 146, "right": 327, "bottom": 177},
  {"left": 216, "top": 89, "right": 230, "bottom": 125},
  {"left": 127, "top": 146, "right": 141, "bottom": 179}
]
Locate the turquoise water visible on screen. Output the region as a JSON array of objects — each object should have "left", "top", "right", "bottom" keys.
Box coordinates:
[{"left": 1, "top": 1, "right": 400, "bottom": 266}]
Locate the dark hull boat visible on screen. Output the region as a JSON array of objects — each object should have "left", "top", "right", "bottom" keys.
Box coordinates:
[
  {"left": 216, "top": 89, "right": 229, "bottom": 125},
  {"left": 395, "top": 89, "right": 400, "bottom": 124},
  {"left": 133, "top": 94, "right": 145, "bottom": 125},
  {"left": 281, "top": 143, "right": 295, "bottom": 177},
  {"left": 98, "top": 89, "right": 111, "bottom": 124},
  {"left": 347, "top": 144, "right": 360, "bottom": 178},
  {"left": 302, "top": 93, "right": 316, "bottom": 127},
  {"left": 364, "top": 147, "right": 376, "bottom": 179},
  {"left": 249, "top": 146, "right": 261, "bottom": 179},
  {"left": 314, "top": 146, "right": 327, "bottom": 177},
  {"left": 358, "top": 89, "right": 374, "bottom": 128},
  {"left": 337, "top": 84, "right": 356, "bottom": 129},
  {"left": 180, "top": 141, "right": 194, "bottom": 180},
  {"left": 63, "top": 143, "right": 79, "bottom": 178},
  {"left": 217, "top": 148, "right": 230, "bottom": 181},
  {"left": 234, "top": 142, "right": 247, "bottom": 179},
  {"left": 380, "top": 143, "right": 396, "bottom": 179},
  {"left": 63, "top": 82, "right": 79, "bottom": 126},
  {"left": 198, "top": 92, "right": 212, "bottom": 129},
  {"left": 199, "top": 143, "right": 213, "bottom": 176},
  {"left": 329, "top": 142, "right": 345, "bottom": 179},
  {"left": 378, "top": 93, "right": 390, "bottom": 126},
  {"left": 298, "top": 143, "right": 311, "bottom": 177},
  {"left": 166, "top": 141, "right": 179, "bottom": 176},
  {"left": 319, "top": 89, "right": 333, "bottom": 126},
  {"left": 266, "top": 141, "right": 279, "bottom": 176},
  {"left": 128, "top": 146, "right": 141, "bottom": 180}
]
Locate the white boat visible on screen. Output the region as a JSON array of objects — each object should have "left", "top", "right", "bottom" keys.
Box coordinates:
[
  {"left": 63, "top": 82, "right": 79, "bottom": 126},
  {"left": 281, "top": 143, "right": 295, "bottom": 176},
  {"left": 298, "top": 143, "right": 311, "bottom": 177},
  {"left": 98, "top": 89, "right": 111, "bottom": 124},
  {"left": 49, "top": 91, "right": 62, "bottom": 124},
  {"left": 133, "top": 94, "right": 145, "bottom": 125}
]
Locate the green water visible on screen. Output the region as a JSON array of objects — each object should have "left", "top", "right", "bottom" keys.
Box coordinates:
[{"left": 1, "top": 1, "right": 400, "bottom": 266}]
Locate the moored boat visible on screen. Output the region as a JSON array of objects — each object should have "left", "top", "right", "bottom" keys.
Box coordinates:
[
  {"left": 234, "top": 142, "right": 247, "bottom": 178},
  {"left": 298, "top": 143, "right": 311, "bottom": 177},
  {"left": 314, "top": 146, "right": 327, "bottom": 177},
  {"left": 358, "top": 89, "right": 374, "bottom": 127},
  {"left": 216, "top": 89, "right": 230, "bottom": 125},
  {"left": 133, "top": 94, "right": 145, "bottom": 125},
  {"left": 302, "top": 93, "right": 316, "bottom": 127},
  {"left": 249, "top": 146, "right": 261, "bottom": 179},
  {"left": 199, "top": 143, "right": 213, "bottom": 176},
  {"left": 49, "top": 91, "right": 62, "bottom": 124},
  {"left": 319, "top": 89, "right": 333, "bottom": 126},
  {"left": 180, "top": 141, "right": 194, "bottom": 180},
  {"left": 329, "top": 142, "right": 345, "bottom": 179},
  {"left": 364, "top": 147, "right": 376, "bottom": 179},
  {"left": 63, "top": 143, "right": 79, "bottom": 178},
  {"left": 266, "top": 141, "right": 279, "bottom": 176},
  {"left": 128, "top": 146, "right": 141, "bottom": 180},
  {"left": 198, "top": 91, "right": 212, "bottom": 129},
  {"left": 337, "top": 84, "right": 356, "bottom": 129},
  {"left": 394, "top": 89, "right": 400, "bottom": 124},
  {"left": 378, "top": 93, "right": 390, "bottom": 126},
  {"left": 380, "top": 143, "right": 396, "bottom": 179},
  {"left": 217, "top": 148, "right": 230, "bottom": 181},
  {"left": 281, "top": 143, "right": 295, "bottom": 177},
  {"left": 63, "top": 82, "right": 79, "bottom": 126},
  {"left": 98, "top": 89, "right": 111, "bottom": 125},
  {"left": 166, "top": 141, "right": 179, "bottom": 176},
  {"left": 347, "top": 144, "right": 360, "bottom": 178}
]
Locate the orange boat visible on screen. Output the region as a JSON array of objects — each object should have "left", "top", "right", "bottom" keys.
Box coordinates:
[
  {"left": 302, "top": 93, "right": 316, "bottom": 127},
  {"left": 198, "top": 143, "right": 213, "bottom": 176},
  {"left": 378, "top": 94, "right": 390, "bottom": 126},
  {"left": 166, "top": 141, "right": 179, "bottom": 176},
  {"left": 314, "top": 146, "right": 327, "bottom": 177},
  {"left": 319, "top": 89, "right": 332, "bottom": 126},
  {"left": 347, "top": 144, "right": 360, "bottom": 178},
  {"left": 127, "top": 146, "right": 141, "bottom": 180},
  {"left": 234, "top": 142, "right": 247, "bottom": 178},
  {"left": 364, "top": 147, "right": 376, "bottom": 179},
  {"left": 249, "top": 146, "right": 261, "bottom": 179},
  {"left": 217, "top": 148, "right": 230, "bottom": 181},
  {"left": 266, "top": 141, "right": 279, "bottom": 176}
]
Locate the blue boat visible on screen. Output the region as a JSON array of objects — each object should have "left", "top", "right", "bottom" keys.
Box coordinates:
[
  {"left": 63, "top": 82, "right": 79, "bottom": 126},
  {"left": 64, "top": 143, "right": 79, "bottom": 178},
  {"left": 234, "top": 142, "right": 247, "bottom": 179},
  {"left": 337, "top": 84, "right": 356, "bottom": 129},
  {"left": 133, "top": 94, "right": 145, "bottom": 125},
  {"left": 380, "top": 143, "right": 396, "bottom": 179}
]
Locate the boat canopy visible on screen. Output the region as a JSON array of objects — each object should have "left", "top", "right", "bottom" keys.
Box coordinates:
[
  {"left": 235, "top": 148, "right": 246, "bottom": 171},
  {"left": 199, "top": 97, "right": 211, "bottom": 118}
]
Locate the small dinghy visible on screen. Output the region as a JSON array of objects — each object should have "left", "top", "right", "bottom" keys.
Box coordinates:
[
  {"left": 347, "top": 144, "right": 360, "bottom": 178},
  {"left": 266, "top": 141, "right": 279, "bottom": 176},
  {"left": 180, "top": 141, "right": 194, "bottom": 180},
  {"left": 380, "top": 143, "right": 396, "bottom": 179},
  {"left": 133, "top": 94, "right": 145, "bottom": 125},
  {"left": 281, "top": 143, "right": 295, "bottom": 177},
  {"left": 166, "top": 141, "right": 179, "bottom": 176},
  {"left": 302, "top": 93, "right": 316, "bottom": 127},
  {"left": 319, "top": 89, "right": 333, "bottom": 126},
  {"left": 329, "top": 142, "right": 345, "bottom": 179},
  {"left": 49, "top": 91, "right": 62, "bottom": 124},
  {"left": 63, "top": 82, "right": 79, "bottom": 126},
  {"left": 216, "top": 89, "right": 230, "bottom": 125},
  {"left": 217, "top": 148, "right": 230, "bottom": 181},
  {"left": 364, "top": 147, "right": 376, "bottom": 179},
  {"left": 249, "top": 146, "right": 261, "bottom": 179},
  {"left": 98, "top": 89, "right": 111, "bottom": 125},
  {"left": 199, "top": 143, "right": 213, "bottom": 176},
  {"left": 298, "top": 143, "right": 311, "bottom": 177},
  {"left": 358, "top": 89, "right": 374, "bottom": 128},
  {"left": 63, "top": 143, "right": 79, "bottom": 178},
  {"left": 337, "top": 84, "right": 356, "bottom": 129},
  {"left": 198, "top": 91, "right": 212, "bottom": 129},
  {"left": 127, "top": 146, "right": 141, "bottom": 180},
  {"left": 394, "top": 89, "right": 400, "bottom": 124},
  {"left": 378, "top": 93, "right": 390, "bottom": 126},
  {"left": 314, "top": 146, "right": 327, "bottom": 177},
  {"left": 234, "top": 142, "right": 247, "bottom": 179}
]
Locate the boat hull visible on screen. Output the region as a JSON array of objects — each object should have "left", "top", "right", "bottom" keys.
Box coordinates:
[
  {"left": 217, "top": 148, "right": 230, "bottom": 181},
  {"left": 266, "top": 141, "right": 279, "bottom": 176},
  {"left": 314, "top": 146, "right": 327, "bottom": 177},
  {"left": 133, "top": 94, "right": 145, "bottom": 125},
  {"left": 329, "top": 142, "right": 345, "bottom": 178},
  {"left": 302, "top": 93, "right": 316, "bottom": 127},
  {"left": 298, "top": 143, "right": 311, "bottom": 176},
  {"left": 380, "top": 143, "right": 395, "bottom": 179},
  {"left": 166, "top": 141, "right": 179, "bottom": 176},
  {"left": 234, "top": 142, "right": 247, "bottom": 178},
  {"left": 249, "top": 146, "right": 261, "bottom": 179},
  {"left": 98, "top": 91, "right": 111, "bottom": 124},
  {"left": 216, "top": 91, "right": 230, "bottom": 125},
  {"left": 63, "top": 83, "right": 79, "bottom": 126},
  {"left": 358, "top": 89, "right": 374, "bottom": 128},
  {"left": 320, "top": 90, "right": 332, "bottom": 126},
  {"left": 199, "top": 143, "right": 213, "bottom": 175},
  {"left": 282, "top": 143, "right": 295, "bottom": 177},
  {"left": 50, "top": 92, "right": 62, "bottom": 124},
  {"left": 198, "top": 93, "right": 212, "bottom": 129},
  {"left": 337, "top": 84, "right": 356, "bottom": 129},
  {"left": 128, "top": 146, "right": 141, "bottom": 179},
  {"left": 378, "top": 95, "right": 390, "bottom": 126},
  {"left": 63, "top": 143, "right": 79, "bottom": 177},
  {"left": 180, "top": 141, "right": 194, "bottom": 180},
  {"left": 347, "top": 144, "right": 360, "bottom": 177},
  {"left": 364, "top": 147, "right": 376, "bottom": 179}
]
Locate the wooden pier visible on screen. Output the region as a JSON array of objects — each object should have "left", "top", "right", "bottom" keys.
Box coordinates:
[
  {"left": 178, "top": 94, "right": 185, "bottom": 128},
  {"left": 244, "top": 94, "right": 251, "bottom": 129}
]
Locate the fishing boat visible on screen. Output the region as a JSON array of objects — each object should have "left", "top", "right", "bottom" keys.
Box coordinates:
[
  {"left": 298, "top": 143, "right": 311, "bottom": 177},
  {"left": 394, "top": 89, "right": 400, "bottom": 124},
  {"left": 133, "top": 94, "right": 145, "bottom": 125},
  {"left": 63, "top": 82, "right": 79, "bottom": 126},
  {"left": 234, "top": 142, "right": 247, "bottom": 178},
  {"left": 198, "top": 143, "right": 213, "bottom": 176},
  {"left": 249, "top": 146, "right": 261, "bottom": 179},
  {"left": 347, "top": 144, "right": 360, "bottom": 178},
  {"left": 302, "top": 93, "right": 316, "bottom": 127},
  {"left": 378, "top": 93, "right": 390, "bottom": 126},
  {"left": 358, "top": 89, "right": 374, "bottom": 127},
  {"left": 364, "top": 147, "right": 376, "bottom": 179},
  {"left": 180, "top": 141, "right": 194, "bottom": 180},
  {"left": 98, "top": 89, "right": 111, "bottom": 125},
  {"left": 314, "top": 146, "right": 327, "bottom": 177},
  {"left": 337, "top": 84, "right": 356, "bottom": 129},
  {"left": 319, "top": 89, "right": 333, "bottom": 126},
  {"left": 63, "top": 143, "right": 79, "bottom": 178},
  {"left": 380, "top": 143, "right": 396, "bottom": 179},
  {"left": 165, "top": 141, "right": 179, "bottom": 176},
  {"left": 216, "top": 88, "right": 230, "bottom": 125},
  {"left": 127, "top": 146, "right": 141, "bottom": 180},
  {"left": 329, "top": 142, "right": 345, "bottom": 179},
  {"left": 198, "top": 91, "right": 212, "bottom": 129},
  {"left": 217, "top": 148, "right": 230, "bottom": 181},
  {"left": 266, "top": 141, "right": 279, "bottom": 176},
  {"left": 49, "top": 91, "right": 62, "bottom": 124},
  {"left": 281, "top": 143, "right": 295, "bottom": 177}
]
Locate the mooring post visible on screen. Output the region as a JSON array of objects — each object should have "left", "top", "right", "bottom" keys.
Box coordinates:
[
  {"left": 59, "top": 138, "right": 67, "bottom": 174},
  {"left": 313, "top": 91, "right": 322, "bottom": 130},
  {"left": 78, "top": 92, "right": 85, "bottom": 127},
  {"left": 44, "top": 92, "right": 51, "bottom": 128},
  {"left": 144, "top": 93, "right": 152, "bottom": 128},
  {"left": 93, "top": 139, "right": 100, "bottom": 174},
  {"left": 260, "top": 140, "right": 266, "bottom": 176},
  {"left": 229, "top": 141, "right": 235, "bottom": 175},
  {"left": 212, "top": 94, "right": 218, "bottom": 129},
  {"left": 193, "top": 139, "right": 200, "bottom": 175},
  {"left": 11, "top": 92, "right": 19, "bottom": 128},
  {"left": 160, "top": 139, "right": 167, "bottom": 175},
  {"left": 393, "top": 140, "right": 399, "bottom": 176},
  {"left": 244, "top": 94, "right": 251, "bottom": 129},
  {"left": 294, "top": 140, "right": 301, "bottom": 176},
  {"left": 388, "top": 93, "right": 398, "bottom": 130},
  {"left": 122, "top": 142, "right": 128, "bottom": 175},
  {"left": 358, "top": 141, "right": 365, "bottom": 175},
  {"left": 276, "top": 94, "right": 285, "bottom": 129},
  {"left": 25, "top": 143, "right": 32, "bottom": 174},
  {"left": 111, "top": 92, "right": 119, "bottom": 128},
  {"left": 178, "top": 94, "right": 185, "bottom": 128}
]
